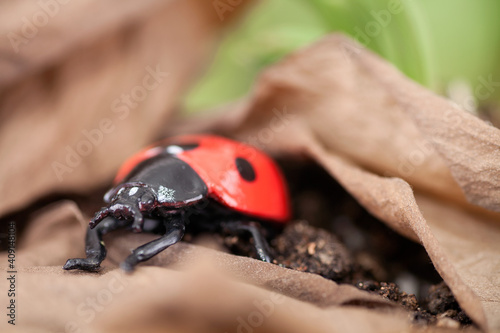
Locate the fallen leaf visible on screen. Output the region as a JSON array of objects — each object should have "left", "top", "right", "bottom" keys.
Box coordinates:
[{"left": 0, "top": 0, "right": 253, "bottom": 216}]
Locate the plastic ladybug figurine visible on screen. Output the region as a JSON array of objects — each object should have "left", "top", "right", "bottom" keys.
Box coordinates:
[{"left": 63, "top": 134, "right": 290, "bottom": 272}]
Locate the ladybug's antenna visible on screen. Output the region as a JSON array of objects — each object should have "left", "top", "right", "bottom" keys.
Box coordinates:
[
  {"left": 89, "top": 203, "right": 143, "bottom": 231},
  {"left": 89, "top": 207, "right": 111, "bottom": 229}
]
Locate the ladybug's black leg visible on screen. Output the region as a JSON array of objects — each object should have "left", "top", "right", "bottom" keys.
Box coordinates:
[
  {"left": 222, "top": 221, "right": 273, "bottom": 263},
  {"left": 63, "top": 217, "right": 130, "bottom": 271},
  {"left": 120, "top": 218, "right": 185, "bottom": 272}
]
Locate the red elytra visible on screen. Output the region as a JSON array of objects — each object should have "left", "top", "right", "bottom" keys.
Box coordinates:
[{"left": 114, "top": 134, "right": 290, "bottom": 223}]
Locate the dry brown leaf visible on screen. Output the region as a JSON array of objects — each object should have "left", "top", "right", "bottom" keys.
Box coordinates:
[
  {"left": 0, "top": 0, "right": 253, "bottom": 216},
  {"left": 358, "top": 54, "right": 500, "bottom": 211},
  {"left": 0, "top": 267, "right": 413, "bottom": 333},
  {"left": 177, "top": 34, "right": 500, "bottom": 332}
]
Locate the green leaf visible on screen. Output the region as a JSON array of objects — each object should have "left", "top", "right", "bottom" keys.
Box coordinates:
[{"left": 184, "top": 0, "right": 500, "bottom": 113}]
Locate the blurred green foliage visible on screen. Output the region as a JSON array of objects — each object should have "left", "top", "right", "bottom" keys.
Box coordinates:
[{"left": 184, "top": 0, "right": 500, "bottom": 113}]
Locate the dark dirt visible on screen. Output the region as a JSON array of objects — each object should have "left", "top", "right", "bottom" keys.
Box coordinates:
[
  {"left": 272, "top": 221, "right": 352, "bottom": 281},
  {"left": 224, "top": 220, "right": 471, "bottom": 328}
]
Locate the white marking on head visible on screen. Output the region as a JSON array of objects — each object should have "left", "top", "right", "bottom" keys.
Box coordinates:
[
  {"left": 128, "top": 187, "right": 139, "bottom": 196},
  {"left": 157, "top": 186, "right": 175, "bottom": 203},
  {"left": 166, "top": 145, "right": 183, "bottom": 155}
]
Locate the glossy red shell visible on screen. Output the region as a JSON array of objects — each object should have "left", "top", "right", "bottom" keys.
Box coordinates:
[{"left": 114, "top": 135, "right": 290, "bottom": 223}]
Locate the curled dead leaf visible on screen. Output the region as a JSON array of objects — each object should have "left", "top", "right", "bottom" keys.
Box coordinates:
[
  {"left": 0, "top": 0, "right": 253, "bottom": 216},
  {"left": 178, "top": 34, "right": 500, "bottom": 332}
]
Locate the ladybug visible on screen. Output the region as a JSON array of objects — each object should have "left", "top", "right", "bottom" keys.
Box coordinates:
[{"left": 63, "top": 134, "right": 290, "bottom": 272}]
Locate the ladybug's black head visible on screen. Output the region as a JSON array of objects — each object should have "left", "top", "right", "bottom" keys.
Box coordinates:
[
  {"left": 104, "top": 182, "right": 155, "bottom": 210},
  {"left": 89, "top": 182, "right": 159, "bottom": 232}
]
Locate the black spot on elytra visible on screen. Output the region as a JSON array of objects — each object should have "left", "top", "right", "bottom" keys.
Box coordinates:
[{"left": 235, "top": 157, "right": 256, "bottom": 182}]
